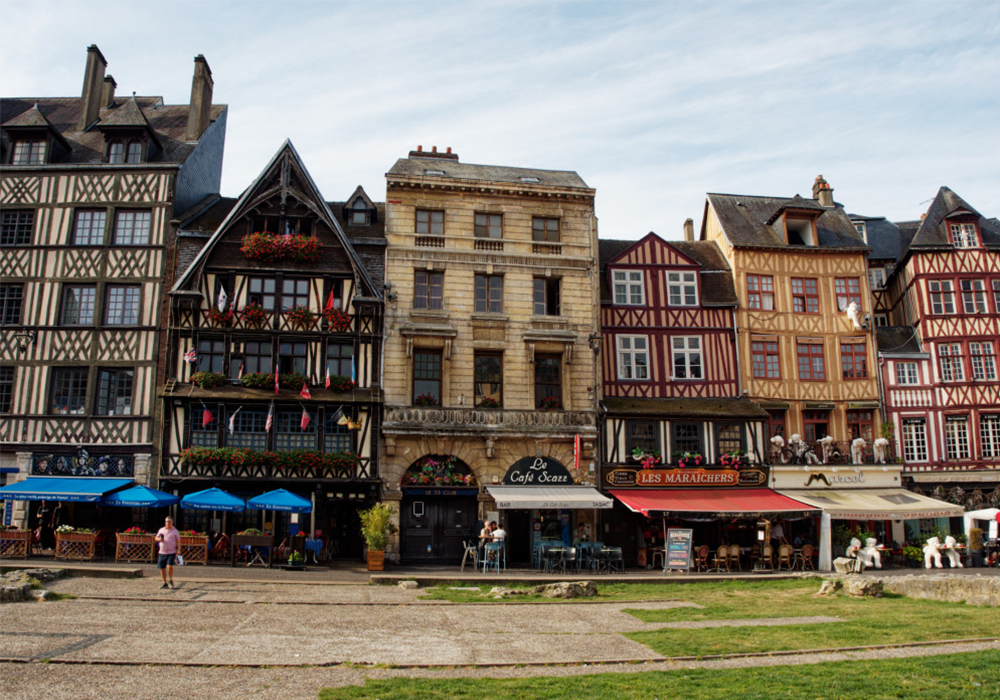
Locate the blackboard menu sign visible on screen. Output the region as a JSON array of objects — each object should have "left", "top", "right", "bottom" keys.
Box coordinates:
[{"left": 665, "top": 528, "right": 693, "bottom": 572}]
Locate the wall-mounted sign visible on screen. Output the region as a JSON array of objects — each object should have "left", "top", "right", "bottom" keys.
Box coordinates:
[
  {"left": 602, "top": 465, "right": 767, "bottom": 488},
  {"left": 503, "top": 457, "right": 574, "bottom": 486},
  {"left": 403, "top": 488, "right": 478, "bottom": 497}
]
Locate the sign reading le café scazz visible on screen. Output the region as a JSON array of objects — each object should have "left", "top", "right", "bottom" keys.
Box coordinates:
[
  {"left": 504, "top": 457, "right": 574, "bottom": 485},
  {"left": 602, "top": 465, "right": 768, "bottom": 488}
]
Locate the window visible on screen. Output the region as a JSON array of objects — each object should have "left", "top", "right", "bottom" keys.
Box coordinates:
[
  {"left": 534, "top": 354, "right": 561, "bottom": 409},
  {"left": 1, "top": 210, "right": 34, "bottom": 246},
  {"left": 415, "top": 209, "right": 444, "bottom": 235},
  {"left": 797, "top": 342, "right": 826, "bottom": 381},
  {"left": 869, "top": 268, "right": 886, "bottom": 291},
  {"left": 616, "top": 335, "right": 649, "bottom": 380},
  {"left": 791, "top": 278, "right": 820, "bottom": 314},
  {"left": 107, "top": 141, "right": 125, "bottom": 164},
  {"left": 847, "top": 410, "right": 874, "bottom": 442},
  {"left": 0, "top": 284, "right": 23, "bottom": 325},
  {"left": 993, "top": 280, "right": 1000, "bottom": 313},
  {"left": 627, "top": 421, "right": 659, "bottom": 455},
  {"left": 767, "top": 410, "right": 785, "bottom": 438},
  {"left": 747, "top": 274, "right": 775, "bottom": 310},
  {"left": 671, "top": 336, "right": 703, "bottom": 380},
  {"left": 414, "top": 271, "right": 443, "bottom": 310},
  {"left": 95, "top": 368, "right": 133, "bottom": 416},
  {"left": 227, "top": 409, "right": 266, "bottom": 450},
  {"left": 945, "top": 416, "right": 970, "bottom": 460},
  {"left": 928, "top": 280, "right": 955, "bottom": 315},
  {"left": 474, "top": 274, "right": 503, "bottom": 313},
  {"left": 896, "top": 362, "right": 919, "bottom": 385},
  {"left": 60, "top": 285, "right": 96, "bottom": 325},
  {"left": 248, "top": 277, "right": 277, "bottom": 311},
  {"left": 12, "top": 140, "right": 46, "bottom": 164},
  {"left": 276, "top": 409, "right": 317, "bottom": 451},
  {"left": 50, "top": 368, "right": 88, "bottom": 415},
  {"left": 981, "top": 415, "right": 1000, "bottom": 459},
  {"left": 803, "top": 410, "right": 829, "bottom": 443},
  {"left": 413, "top": 350, "right": 442, "bottom": 404},
  {"left": 234, "top": 340, "right": 272, "bottom": 376},
  {"left": 474, "top": 353, "right": 502, "bottom": 407},
  {"left": 324, "top": 411, "right": 352, "bottom": 453},
  {"left": 938, "top": 343, "right": 965, "bottom": 382},
  {"left": 73, "top": 210, "right": 107, "bottom": 245},
  {"left": 190, "top": 408, "right": 219, "bottom": 448},
  {"left": 834, "top": 278, "right": 862, "bottom": 311},
  {"left": 326, "top": 343, "right": 354, "bottom": 378},
  {"left": 475, "top": 213, "right": 502, "bottom": 239},
  {"left": 841, "top": 341, "right": 868, "bottom": 379},
  {"left": 612, "top": 270, "right": 644, "bottom": 305},
  {"left": 350, "top": 198, "right": 369, "bottom": 226},
  {"left": 751, "top": 339, "right": 780, "bottom": 379},
  {"left": 666, "top": 271, "right": 698, "bottom": 306},
  {"left": 533, "top": 277, "right": 560, "bottom": 316},
  {"left": 875, "top": 314, "right": 888, "bottom": 327},
  {"left": 970, "top": 342, "right": 996, "bottom": 381},
  {"left": 126, "top": 141, "right": 143, "bottom": 164},
  {"left": 854, "top": 221, "right": 867, "bottom": 239},
  {"left": 902, "top": 419, "right": 927, "bottom": 462},
  {"left": 197, "top": 337, "right": 225, "bottom": 374},
  {"left": 716, "top": 423, "right": 744, "bottom": 456},
  {"left": 278, "top": 341, "right": 307, "bottom": 375},
  {"left": 532, "top": 216, "right": 559, "bottom": 243},
  {"left": 281, "top": 279, "right": 309, "bottom": 311},
  {"left": 104, "top": 285, "right": 140, "bottom": 325},
  {"left": 0, "top": 367, "right": 13, "bottom": 413},
  {"left": 950, "top": 223, "right": 976, "bottom": 248},
  {"left": 113, "top": 210, "right": 151, "bottom": 245},
  {"left": 673, "top": 423, "right": 702, "bottom": 455},
  {"left": 961, "top": 279, "right": 987, "bottom": 314}
]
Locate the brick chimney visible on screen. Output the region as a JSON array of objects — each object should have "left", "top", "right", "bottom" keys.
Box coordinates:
[
  {"left": 812, "top": 174, "right": 834, "bottom": 207},
  {"left": 101, "top": 76, "right": 117, "bottom": 108},
  {"left": 79, "top": 44, "right": 108, "bottom": 129},
  {"left": 683, "top": 218, "right": 694, "bottom": 242},
  {"left": 186, "top": 54, "right": 214, "bottom": 141},
  {"left": 408, "top": 145, "right": 459, "bottom": 161}
]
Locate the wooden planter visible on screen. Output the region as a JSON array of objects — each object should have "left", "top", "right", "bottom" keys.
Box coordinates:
[
  {"left": 115, "top": 533, "right": 156, "bottom": 563},
  {"left": 55, "top": 531, "right": 98, "bottom": 561},
  {"left": 367, "top": 549, "right": 385, "bottom": 571},
  {"left": 0, "top": 529, "right": 32, "bottom": 559},
  {"left": 231, "top": 534, "right": 274, "bottom": 568},
  {"left": 179, "top": 535, "right": 210, "bottom": 565}
]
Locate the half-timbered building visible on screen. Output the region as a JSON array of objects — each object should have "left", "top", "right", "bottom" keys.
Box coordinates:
[
  {"left": 163, "top": 141, "right": 384, "bottom": 557},
  {"left": 0, "top": 45, "right": 226, "bottom": 528}
]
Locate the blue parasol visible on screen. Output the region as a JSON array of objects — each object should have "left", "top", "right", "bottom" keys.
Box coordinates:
[
  {"left": 180, "top": 487, "right": 245, "bottom": 513},
  {"left": 247, "top": 489, "right": 312, "bottom": 514},
  {"left": 101, "top": 485, "right": 180, "bottom": 508}
]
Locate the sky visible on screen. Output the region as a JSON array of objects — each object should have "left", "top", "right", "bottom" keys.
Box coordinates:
[{"left": 2, "top": 0, "right": 998, "bottom": 240}]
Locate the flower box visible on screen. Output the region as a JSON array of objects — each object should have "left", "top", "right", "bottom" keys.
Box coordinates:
[
  {"left": 366, "top": 549, "right": 385, "bottom": 571},
  {"left": 284, "top": 305, "right": 317, "bottom": 329},
  {"left": 323, "top": 307, "right": 352, "bottom": 332},
  {"left": 241, "top": 303, "right": 270, "bottom": 329},
  {"left": 241, "top": 232, "right": 321, "bottom": 263},
  {"left": 55, "top": 530, "right": 98, "bottom": 561},
  {"left": 179, "top": 535, "right": 210, "bottom": 565},
  {"left": 190, "top": 371, "right": 228, "bottom": 389},
  {"left": 0, "top": 529, "right": 32, "bottom": 559},
  {"left": 115, "top": 533, "right": 156, "bottom": 563}
]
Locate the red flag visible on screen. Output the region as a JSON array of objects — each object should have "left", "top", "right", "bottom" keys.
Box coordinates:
[
  {"left": 300, "top": 382, "right": 312, "bottom": 400},
  {"left": 202, "top": 405, "right": 214, "bottom": 428},
  {"left": 275, "top": 369, "right": 280, "bottom": 395},
  {"left": 325, "top": 288, "right": 335, "bottom": 312},
  {"left": 238, "top": 363, "right": 244, "bottom": 380},
  {"left": 325, "top": 363, "right": 331, "bottom": 390},
  {"left": 265, "top": 404, "right": 274, "bottom": 433},
  {"left": 300, "top": 407, "right": 311, "bottom": 431}
]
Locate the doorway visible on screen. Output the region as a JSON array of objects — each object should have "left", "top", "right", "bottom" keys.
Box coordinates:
[{"left": 400, "top": 495, "right": 476, "bottom": 564}]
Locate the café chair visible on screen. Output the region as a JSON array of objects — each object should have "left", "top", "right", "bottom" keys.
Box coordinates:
[
  {"left": 482, "top": 542, "right": 502, "bottom": 573},
  {"left": 777, "top": 544, "right": 794, "bottom": 571},
  {"left": 694, "top": 545, "right": 711, "bottom": 572},
  {"left": 605, "top": 547, "right": 624, "bottom": 574},
  {"left": 713, "top": 545, "right": 730, "bottom": 572},
  {"left": 759, "top": 544, "right": 775, "bottom": 570},
  {"left": 728, "top": 544, "right": 742, "bottom": 572},
  {"left": 460, "top": 540, "right": 479, "bottom": 572},
  {"left": 796, "top": 544, "right": 815, "bottom": 571}
]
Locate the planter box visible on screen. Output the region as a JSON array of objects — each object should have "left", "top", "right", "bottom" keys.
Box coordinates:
[
  {"left": 367, "top": 550, "right": 385, "bottom": 571},
  {"left": 55, "top": 531, "right": 98, "bottom": 561},
  {"left": 179, "top": 535, "right": 210, "bottom": 565},
  {"left": 115, "top": 533, "right": 155, "bottom": 563},
  {"left": 0, "top": 530, "right": 32, "bottom": 559},
  {"left": 231, "top": 534, "right": 274, "bottom": 568}
]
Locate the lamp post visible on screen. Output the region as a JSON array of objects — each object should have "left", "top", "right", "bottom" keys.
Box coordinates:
[{"left": 13, "top": 329, "right": 37, "bottom": 354}]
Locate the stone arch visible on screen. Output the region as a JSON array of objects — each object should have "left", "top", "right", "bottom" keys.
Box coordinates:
[{"left": 400, "top": 454, "right": 476, "bottom": 488}]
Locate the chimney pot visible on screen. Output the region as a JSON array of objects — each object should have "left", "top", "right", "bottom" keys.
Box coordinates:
[
  {"left": 812, "top": 174, "right": 834, "bottom": 207},
  {"left": 683, "top": 218, "right": 695, "bottom": 242},
  {"left": 432, "top": 146, "right": 437, "bottom": 153},
  {"left": 416, "top": 145, "right": 423, "bottom": 152},
  {"left": 79, "top": 44, "right": 108, "bottom": 130},
  {"left": 186, "top": 54, "right": 215, "bottom": 141},
  {"left": 101, "top": 76, "right": 117, "bottom": 108},
  {"left": 446, "top": 147, "right": 452, "bottom": 154}
]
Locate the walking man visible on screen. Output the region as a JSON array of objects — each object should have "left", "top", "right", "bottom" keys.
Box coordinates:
[{"left": 155, "top": 516, "right": 180, "bottom": 589}]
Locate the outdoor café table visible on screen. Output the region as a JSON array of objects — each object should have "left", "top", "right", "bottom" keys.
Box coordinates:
[
  {"left": 304, "top": 538, "right": 323, "bottom": 563},
  {"left": 543, "top": 547, "right": 566, "bottom": 573},
  {"left": 231, "top": 533, "right": 274, "bottom": 568}
]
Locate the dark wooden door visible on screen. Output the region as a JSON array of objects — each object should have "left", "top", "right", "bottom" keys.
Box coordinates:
[{"left": 401, "top": 496, "right": 476, "bottom": 564}]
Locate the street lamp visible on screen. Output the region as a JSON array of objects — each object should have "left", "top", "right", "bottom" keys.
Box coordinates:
[
  {"left": 13, "top": 329, "right": 37, "bottom": 354},
  {"left": 588, "top": 333, "right": 602, "bottom": 355}
]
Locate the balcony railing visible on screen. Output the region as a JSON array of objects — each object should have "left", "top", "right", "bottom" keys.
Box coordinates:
[
  {"left": 770, "top": 437, "right": 898, "bottom": 466},
  {"left": 383, "top": 406, "right": 596, "bottom": 435},
  {"left": 162, "top": 453, "right": 375, "bottom": 481}
]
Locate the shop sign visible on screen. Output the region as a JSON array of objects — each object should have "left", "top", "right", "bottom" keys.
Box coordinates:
[
  {"left": 503, "top": 457, "right": 575, "bottom": 486},
  {"left": 665, "top": 528, "right": 693, "bottom": 572},
  {"left": 603, "top": 466, "right": 767, "bottom": 488},
  {"left": 803, "top": 471, "right": 866, "bottom": 488},
  {"left": 403, "top": 488, "right": 478, "bottom": 496}
]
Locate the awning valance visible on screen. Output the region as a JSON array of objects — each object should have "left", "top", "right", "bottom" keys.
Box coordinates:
[
  {"left": 777, "top": 488, "right": 964, "bottom": 520},
  {"left": 610, "top": 488, "right": 817, "bottom": 518},
  {"left": 485, "top": 486, "right": 613, "bottom": 510},
  {"left": 0, "top": 477, "right": 133, "bottom": 502}
]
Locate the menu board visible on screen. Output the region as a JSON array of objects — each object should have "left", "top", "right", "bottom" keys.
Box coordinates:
[{"left": 665, "top": 528, "right": 693, "bottom": 572}]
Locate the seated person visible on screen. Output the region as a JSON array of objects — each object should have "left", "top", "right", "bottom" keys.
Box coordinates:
[{"left": 573, "top": 523, "right": 590, "bottom": 545}]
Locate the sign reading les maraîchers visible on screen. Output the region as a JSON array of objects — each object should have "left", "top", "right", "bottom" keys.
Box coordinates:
[
  {"left": 603, "top": 466, "right": 767, "bottom": 488},
  {"left": 503, "top": 457, "right": 574, "bottom": 486},
  {"left": 665, "top": 528, "right": 693, "bottom": 571}
]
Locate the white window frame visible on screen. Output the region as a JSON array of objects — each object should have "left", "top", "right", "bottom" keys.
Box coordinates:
[
  {"left": 670, "top": 336, "right": 703, "bottom": 380},
  {"left": 928, "top": 280, "right": 955, "bottom": 315},
  {"left": 945, "top": 417, "right": 970, "bottom": 460},
  {"left": 666, "top": 271, "right": 698, "bottom": 307},
  {"left": 970, "top": 342, "right": 996, "bottom": 381},
  {"left": 981, "top": 415, "right": 1000, "bottom": 459},
  {"left": 616, "top": 335, "right": 649, "bottom": 381},
  {"left": 950, "top": 223, "right": 976, "bottom": 249},
  {"left": 938, "top": 343, "right": 965, "bottom": 383},
  {"left": 869, "top": 268, "right": 885, "bottom": 290},
  {"left": 612, "top": 270, "right": 644, "bottom": 306},
  {"left": 895, "top": 361, "right": 919, "bottom": 386},
  {"left": 902, "top": 419, "right": 928, "bottom": 462},
  {"left": 961, "top": 279, "right": 987, "bottom": 314}
]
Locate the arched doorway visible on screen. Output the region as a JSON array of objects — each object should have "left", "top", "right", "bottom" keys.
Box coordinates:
[{"left": 399, "top": 455, "right": 478, "bottom": 564}]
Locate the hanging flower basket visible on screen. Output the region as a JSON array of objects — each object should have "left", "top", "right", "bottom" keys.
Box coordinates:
[
  {"left": 323, "top": 307, "right": 352, "bottom": 332},
  {"left": 241, "top": 302, "right": 270, "bottom": 329},
  {"left": 190, "top": 371, "right": 228, "bottom": 389},
  {"left": 208, "top": 307, "right": 235, "bottom": 327},
  {"left": 401, "top": 454, "right": 476, "bottom": 487},
  {"left": 414, "top": 393, "right": 438, "bottom": 407},
  {"left": 285, "top": 305, "right": 317, "bottom": 329},
  {"left": 240, "top": 232, "right": 322, "bottom": 263}
]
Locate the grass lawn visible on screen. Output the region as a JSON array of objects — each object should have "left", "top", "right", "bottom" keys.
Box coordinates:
[
  {"left": 418, "top": 580, "right": 719, "bottom": 603},
  {"left": 319, "top": 650, "right": 1000, "bottom": 699}
]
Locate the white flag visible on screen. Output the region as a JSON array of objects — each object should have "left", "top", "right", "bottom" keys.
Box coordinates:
[
  {"left": 217, "top": 285, "right": 228, "bottom": 312},
  {"left": 228, "top": 407, "right": 241, "bottom": 436}
]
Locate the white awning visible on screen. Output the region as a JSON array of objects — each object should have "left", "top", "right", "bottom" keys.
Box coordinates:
[
  {"left": 485, "top": 486, "right": 613, "bottom": 510},
  {"left": 777, "top": 488, "right": 964, "bottom": 520}
]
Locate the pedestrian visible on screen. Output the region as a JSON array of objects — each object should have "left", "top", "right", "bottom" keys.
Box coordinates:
[
  {"left": 36, "top": 501, "right": 54, "bottom": 550},
  {"left": 154, "top": 516, "right": 180, "bottom": 589}
]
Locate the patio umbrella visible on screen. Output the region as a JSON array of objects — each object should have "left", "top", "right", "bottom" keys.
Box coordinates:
[
  {"left": 100, "top": 485, "right": 180, "bottom": 508},
  {"left": 180, "top": 487, "right": 245, "bottom": 513},
  {"left": 246, "top": 489, "right": 312, "bottom": 514}
]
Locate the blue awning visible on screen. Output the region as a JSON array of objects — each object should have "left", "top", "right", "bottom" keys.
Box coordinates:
[
  {"left": 247, "top": 489, "right": 312, "bottom": 513},
  {"left": 180, "top": 487, "right": 245, "bottom": 513},
  {"left": 101, "top": 485, "right": 180, "bottom": 508},
  {"left": 0, "top": 477, "right": 134, "bottom": 502}
]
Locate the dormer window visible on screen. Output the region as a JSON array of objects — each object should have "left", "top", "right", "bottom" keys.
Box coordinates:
[
  {"left": 786, "top": 217, "right": 816, "bottom": 246},
  {"left": 950, "top": 223, "right": 977, "bottom": 249},
  {"left": 127, "top": 141, "right": 143, "bottom": 163},
  {"left": 108, "top": 141, "right": 125, "bottom": 164},
  {"left": 11, "top": 140, "right": 46, "bottom": 165},
  {"left": 854, "top": 221, "right": 867, "bottom": 243},
  {"left": 107, "top": 139, "right": 145, "bottom": 164},
  {"left": 350, "top": 198, "right": 369, "bottom": 226}
]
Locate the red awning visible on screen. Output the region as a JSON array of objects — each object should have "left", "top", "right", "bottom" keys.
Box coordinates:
[{"left": 610, "top": 488, "right": 818, "bottom": 518}]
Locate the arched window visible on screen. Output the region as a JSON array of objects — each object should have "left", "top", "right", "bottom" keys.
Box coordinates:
[
  {"left": 351, "top": 198, "right": 368, "bottom": 225},
  {"left": 126, "top": 140, "right": 143, "bottom": 163},
  {"left": 107, "top": 141, "right": 125, "bottom": 164}
]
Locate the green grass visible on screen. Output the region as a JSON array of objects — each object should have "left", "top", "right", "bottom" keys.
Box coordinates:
[
  {"left": 319, "top": 650, "right": 1000, "bottom": 699},
  {"left": 418, "top": 580, "right": 702, "bottom": 603}
]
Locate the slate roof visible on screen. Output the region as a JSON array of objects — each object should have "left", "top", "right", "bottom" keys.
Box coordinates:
[
  {"left": 602, "top": 396, "right": 767, "bottom": 419},
  {"left": 705, "top": 193, "right": 867, "bottom": 250},
  {"left": 387, "top": 156, "right": 590, "bottom": 190},
  {"left": 904, "top": 187, "right": 1000, "bottom": 252},
  {"left": 0, "top": 96, "right": 225, "bottom": 165},
  {"left": 849, "top": 215, "right": 905, "bottom": 262},
  {"left": 876, "top": 326, "right": 924, "bottom": 356}
]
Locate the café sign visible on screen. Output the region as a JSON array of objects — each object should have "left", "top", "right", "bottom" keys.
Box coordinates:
[
  {"left": 503, "top": 457, "right": 574, "bottom": 486},
  {"left": 603, "top": 466, "right": 768, "bottom": 488}
]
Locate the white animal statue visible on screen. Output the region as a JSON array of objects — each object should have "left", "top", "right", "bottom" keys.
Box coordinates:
[
  {"left": 923, "top": 537, "right": 943, "bottom": 569},
  {"left": 844, "top": 537, "right": 864, "bottom": 572},
  {"left": 943, "top": 536, "right": 964, "bottom": 568},
  {"left": 770, "top": 434, "right": 785, "bottom": 460},
  {"left": 873, "top": 437, "right": 889, "bottom": 464},
  {"left": 859, "top": 538, "right": 882, "bottom": 569},
  {"left": 847, "top": 301, "right": 864, "bottom": 330},
  {"left": 851, "top": 437, "right": 866, "bottom": 465},
  {"left": 817, "top": 435, "right": 836, "bottom": 464}
]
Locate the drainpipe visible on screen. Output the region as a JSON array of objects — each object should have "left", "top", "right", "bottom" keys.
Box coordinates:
[{"left": 732, "top": 310, "right": 742, "bottom": 395}]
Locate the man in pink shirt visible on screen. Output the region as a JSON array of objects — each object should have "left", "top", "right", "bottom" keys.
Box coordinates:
[{"left": 155, "top": 516, "right": 180, "bottom": 589}]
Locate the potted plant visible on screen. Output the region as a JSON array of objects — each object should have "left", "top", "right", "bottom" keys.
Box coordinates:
[
  {"left": 477, "top": 397, "right": 501, "bottom": 409},
  {"left": 208, "top": 307, "right": 236, "bottom": 327},
  {"left": 323, "top": 307, "right": 352, "bottom": 332},
  {"left": 902, "top": 545, "right": 924, "bottom": 568},
  {"left": 190, "top": 371, "right": 228, "bottom": 389},
  {"left": 538, "top": 396, "right": 560, "bottom": 411},
  {"left": 327, "top": 374, "right": 355, "bottom": 393},
  {"left": 969, "top": 528, "right": 984, "bottom": 567},
  {"left": 631, "top": 447, "right": 660, "bottom": 470},
  {"left": 241, "top": 302, "right": 270, "bottom": 329},
  {"left": 414, "top": 392, "right": 438, "bottom": 407},
  {"left": 287, "top": 550, "right": 305, "bottom": 568},
  {"left": 284, "top": 305, "right": 316, "bottom": 329},
  {"left": 359, "top": 503, "right": 397, "bottom": 571}
]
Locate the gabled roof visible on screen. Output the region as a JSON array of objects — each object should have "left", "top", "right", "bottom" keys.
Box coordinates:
[
  {"left": 903, "top": 187, "right": 1000, "bottom": 252},
  {"left": 876, "top": 326, "right": 924, "bottom": 356},
  {"left": 704, "top": 193, "right": 867, "bottom": 250},
  {"left": 344, "top": 185, "right": 375, "bottom": 211},
  {"left": 171, "top": 140, "right": 381, "bottom": 300},
  {"left": 96, "top": 96, "right": 162, "bottom": 149},
  {"left": 1, "top": 101, "right": 72, "bottom": 151},
  {"left": 388, "top": 156, "right": 590, "bottom": 190}
]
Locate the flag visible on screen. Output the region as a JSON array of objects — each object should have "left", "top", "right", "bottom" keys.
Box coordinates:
[
  {"left": 217, "top": 285, "right": 228, "bottom": 312},
  {"left": 325, "top": 288, "right": 336, "bottom": 312},
  {"left": 325, "top": 363, "right": 331, "bottom": 390},
  {"left": 201, "top": 403, "right": 214, "bottom": 428},
  {"left": 330, "top": 407, "right": 344, "bottom": 425},
  {"left": 300, "top": 407, "right": 311, "bottom": 431},
  {"left": 351, "top": 355, "right": 356, "bottom": 382},
  {"left": 228, "top": 407, "right": 241, "bottom": 436},
  {"left": 275, "top": 368, "right": 280, "bottom": 395},
  {"left": 265, "top": 404, "right": 274, "bottom": 433},
  {"left": 183, "top": 348, "right": 197, "bottom": 364},
  {"left": 238, "top": 363, "right": 244, "bottom": 380},
  {"left": 300, "top": 381, "right": 311, "bottom": 400}
]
